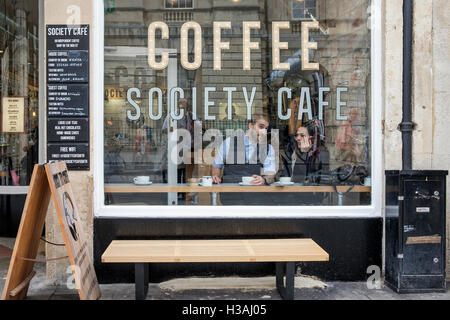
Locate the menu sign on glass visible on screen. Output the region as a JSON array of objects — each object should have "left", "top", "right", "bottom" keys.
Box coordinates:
[
  {"left": 47, "top": 25, "right": 90, "bottom": 170},
  {"left": 1, "top": 97, "right": 25, "bottom": 133}
]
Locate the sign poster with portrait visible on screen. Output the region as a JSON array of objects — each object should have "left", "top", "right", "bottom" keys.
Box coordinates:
[
  {"left": 44, "top": 161, "right": 101, "bottom": 300},
  {"left": 2, "top": 162, "right": 100, "bottom": 300}
]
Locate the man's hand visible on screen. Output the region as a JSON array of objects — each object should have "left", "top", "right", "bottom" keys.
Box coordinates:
[
  {"left": 212, "top": 176, "right": 222, "bottom": 184},
  {"left": 251, "top": 175, "right": 265, "bottom": 186},
  {"left": 212, "top": 166, "right": 222, "bottom": 184}
]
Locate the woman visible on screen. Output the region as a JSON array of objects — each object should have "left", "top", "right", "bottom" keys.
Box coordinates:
[
  {"left": 278, "top": 123, "right": 330, "bottom": 205},
  {"left": 281, "top": 124, "right": 329, "bottom": 184}
]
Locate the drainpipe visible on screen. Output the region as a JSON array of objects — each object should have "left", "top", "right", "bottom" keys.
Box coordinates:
[{"left": 399, "top": 0, "right": 414, "bottom": 170}]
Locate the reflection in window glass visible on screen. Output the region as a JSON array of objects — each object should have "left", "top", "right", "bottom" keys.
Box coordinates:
[
  {"left": 165, "top": 0, "right": 193, "bottom": 9},
  {"left": 293, "top": 0, "right": 317, "bottom": 20},
  {"left": 0, "top": 0, "right": 40, "bottom": 187},
  {"left": 104, "top": 0, "right": 372, "bottom": 207}
]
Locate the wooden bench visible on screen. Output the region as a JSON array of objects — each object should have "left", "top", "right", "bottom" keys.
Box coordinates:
[{"left": 101, "top": 239, "right": 329, "bottom": 300}]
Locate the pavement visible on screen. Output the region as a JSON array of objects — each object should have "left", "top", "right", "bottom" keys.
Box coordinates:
[{"left": 1, "top": 237, "right": 450, "bottom": 301}]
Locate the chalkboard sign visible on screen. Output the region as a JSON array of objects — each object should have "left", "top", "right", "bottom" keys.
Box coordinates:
[
  {"left": 47, "top": 50, "right": 89, "bottom": 83},
  {"left": 47, "top": 84, "right": 89, "bottom": 117},
  {"left": 47, "top": 118, "right": 89, "bottom": 143},
  {"left": 47, "top": 144, "right": 90, "bottom": 171},
  {"left": 47, "top": 25, "right": 90, "bottom": 171}
]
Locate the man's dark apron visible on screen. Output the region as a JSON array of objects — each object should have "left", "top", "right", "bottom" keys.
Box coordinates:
[{"left": 220, "top": 137, "right": 273, "bottom": 205}]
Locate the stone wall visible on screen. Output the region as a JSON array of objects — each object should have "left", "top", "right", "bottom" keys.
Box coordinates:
[
  {"left": 44, "top": 0, "right": 95, "bottom": 283},
  {"left": 430, "top": 0, "right": 450, "bottom": 279},
  {"left": 384, "top": 0, "right": 450, "bottom": 279}
]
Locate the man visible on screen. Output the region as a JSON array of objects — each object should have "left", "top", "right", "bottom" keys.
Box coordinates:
[
  {"left": 161, "top": 98, "right": 199, "bottom": 204},
  {"left": 133, "top": 128, "right": 151, "bottom": 164},
  {"left": 161, "top": 98, "right": 195, "bottom": 185},
  {"left": 211, "top": 114, "right": 276, "bottom": 205},
  {"left": 162, "top": 98, "right": 194, "bottom": 135}
]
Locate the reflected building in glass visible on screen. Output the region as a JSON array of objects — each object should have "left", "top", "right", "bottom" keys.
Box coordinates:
[{"left": 103, "top": 0, "right": 372, "bottom": 207}]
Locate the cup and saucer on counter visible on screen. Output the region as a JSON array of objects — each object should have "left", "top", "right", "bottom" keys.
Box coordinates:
[
  {"left": 199, "top": 176, "right": 213, "bottom": 187},
  {"left": 273, "top": 177, "right": 295, "bottom": 187},
  {"left": 133, "top": 176, "right": 152, "bottom": 185},
  {"left": 189, "top": 178, "right": 200, "bottom": 186},
  {"left": 239, "top": 176, "right": 255, "bottom": 186}
]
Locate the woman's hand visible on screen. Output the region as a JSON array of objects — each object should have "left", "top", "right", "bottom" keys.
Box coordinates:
[
  {"left": 299, "top": 136, "right": 312, "bottom": 153},
  {"left": 251, "top": 175, "right": 265, "bottom": 186},
  {"left": 295, "top": 127, "right": 312, "bottom": 153}
]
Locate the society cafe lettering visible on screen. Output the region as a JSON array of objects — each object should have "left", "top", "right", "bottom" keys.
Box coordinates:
[
  {"left": 123, "top": 20, "right": 351, "bottom": 124},
  {"left": 105, "top": 87, "right": 126, "bottom": 101},
  {"left": 148, "top": 21, "right": 320, "bottom": 71},
  {"left": 47, "top": 26, "right": 88, "bottom": 37}
]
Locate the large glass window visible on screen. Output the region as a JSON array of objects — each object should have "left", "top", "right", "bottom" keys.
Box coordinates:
[
  {"left": 0, "top": 0, "right": 40, "bottom": 187},
  {"left": 104, "top": 0, "right": 372, "bottom": 207}
]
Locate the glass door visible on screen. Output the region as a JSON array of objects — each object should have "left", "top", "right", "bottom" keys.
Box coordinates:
[
  {"left": 0, "top": 0, "right": 41, "bottom": 236},
  {"left": 104, "top": 47, "right": 178, "bottom": 206}
]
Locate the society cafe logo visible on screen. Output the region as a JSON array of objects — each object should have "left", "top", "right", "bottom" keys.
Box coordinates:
[
  {"left": 123, "top": 20, "right": 351, "bottom": 124},
  {"left": 147, "top": 20, "right": 320, "bottom": 71},
  {"left": 104, "top": 87, "right": 126, "bottom": 101}
]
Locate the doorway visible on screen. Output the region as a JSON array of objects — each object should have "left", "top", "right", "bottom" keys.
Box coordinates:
[
  {"left": 103, "top": 47, "right": 179, "bottom": 206},
  {"left": 0, "top": 0, "right": 42, "bottom": 237}
]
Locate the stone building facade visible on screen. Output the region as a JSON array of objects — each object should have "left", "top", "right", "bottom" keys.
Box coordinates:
[{"left": 36, "top": 0, "right": 450, "bottom": 283}]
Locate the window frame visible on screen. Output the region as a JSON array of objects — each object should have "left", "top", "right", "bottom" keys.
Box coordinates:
[
  {"left": 292, "top": 0, "right": 318, "bottom": 21},
  {"left": 94, "top": 0, "right": 384, "bottom": 219},
  {"left": 164, "top": 0, "right": 194, "bottom": 10}
]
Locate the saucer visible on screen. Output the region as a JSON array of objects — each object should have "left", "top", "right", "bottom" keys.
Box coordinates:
[
  {"left": 239, "top": 182, "right": 254, "bottom": 186},
  {"left": 134, "top": 181, "right": 152, "bottom": 186},
  {"left": 273, "top": 182, "right": 295, "bottom": 187}
]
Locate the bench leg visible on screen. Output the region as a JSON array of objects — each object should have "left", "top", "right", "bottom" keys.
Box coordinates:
[
  {"left": 135, "top": 263, "right": 149, "bottom": 300},
  {"left": 276, "top": 262, "right": 295, "bottom": 300}
]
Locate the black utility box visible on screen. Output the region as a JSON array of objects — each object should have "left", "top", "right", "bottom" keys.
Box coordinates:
[{"left": 385, "top": 170, "right": 448, "bottom": 293}]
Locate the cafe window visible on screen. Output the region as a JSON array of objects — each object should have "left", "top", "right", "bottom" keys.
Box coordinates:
[
  {"left": 292, "top": 0, "right": 317, "bottom": 20},
  {"left": 0, "top": 0, "right": 40, "bottom": 188},
  {"left": 103, "top": 0, "right": 377, "bottom": 210}
]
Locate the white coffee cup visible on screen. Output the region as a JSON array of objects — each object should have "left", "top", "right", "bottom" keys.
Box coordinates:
[
  {"left": 200, "top": 176, "right": 213, "bottom": 187},
  {"left": 364, "top": 177, "right": 372, "bottom": 186},
  {"left": 134, "top": 176, "right": 150, "bottom": 184},
  {"left": 279, "top": 177, "right": 292, "bottom": 185},
  {"left": 242, "top": 176, "right": 254, "bottom": 185}
]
